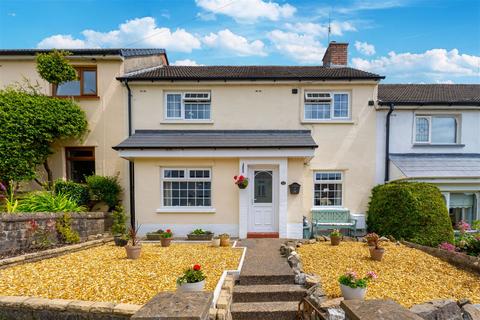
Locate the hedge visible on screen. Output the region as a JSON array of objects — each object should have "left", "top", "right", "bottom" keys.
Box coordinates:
[{"left": 367, "top": 181, "right": 454, "bottom": 246}]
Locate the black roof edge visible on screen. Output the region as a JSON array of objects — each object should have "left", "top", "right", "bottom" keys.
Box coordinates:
[
  {"left": 390, "top": 153, "right": 480, "bottom": 157},
  {"left": 133, "top": 129, "right": 313, "bottom": 134},
  {"left": 0, "top": 48, "right": 166, "bottom": 58},
  {"left": 116, "top": 76, "right": 385, "bottom": 82},
  {"left": 378, "top": 101, "right": 480, "bottom": 106},
  {"left": 113, "top": 145, "right": 318, "bottom": 150}
]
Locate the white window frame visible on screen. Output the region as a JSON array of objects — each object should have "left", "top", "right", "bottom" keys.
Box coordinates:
[
  {"left": 414, "top": 114, "right": 459, "bottom": 144},
  {"left": 312, "top": 171, "right": 344, "bottom": 208},
  {"left": 160, "top": 168, "right": 213, "bottom": 209},
  {"left": 304, "top": 91, "right": 351, "bottom": 121},
  {"left": 164, "top": 92, "right": 211, "bottom": 121}
]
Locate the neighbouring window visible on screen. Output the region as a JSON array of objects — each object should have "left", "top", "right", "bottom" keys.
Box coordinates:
[
  {"left": 65, "top": 147, "right": 95, "bottom": 183},
  {"left": 415, "top": 115, "right": 458, "bottom": 144},
  {"left": 448, "top": 193, "right": 476, "bottom": 226},
  {"left": 162, "top": 168, "right": 211, "bottom": 207},
  {"left": 304, "top": 92, "right": 350, "bottom": 120},
  {"left": 165, "top": 92, "right": 211, "bottom": 120},
  {"left": 313, "top": 172, "right": 343, "bottom": 206},
  {"left": 55, "top": 67, "right": 97, "bottom": 97}
]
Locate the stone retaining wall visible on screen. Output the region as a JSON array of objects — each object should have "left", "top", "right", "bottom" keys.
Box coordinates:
[
  {"left": 0, "top": 212, "right": 112, "bottom": 254},
  {"left": 209, "top": 275, "right": 235, "bottom": 320},
  {"left": 402, "top": 241, "right": 480, "bottom": 275}
]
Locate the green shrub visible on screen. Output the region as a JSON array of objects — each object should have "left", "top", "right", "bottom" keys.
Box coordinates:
[
  {"left": 111, "top": 205, "right": 128, "bottom": 235},
  {"left": 367, "top": 181, "right": 454, "bottom": 247},
  {"left": 56, "top": 213, "right": 80, "bottom": 244},
  {"left": 18, "top": 192, "right": 86, "bottom": 213},
  {"left": 53, "top": 180, "right": 89, "bottom": 206},
  {"left": 86, "top": 175, "right": 122, "bottom": 210}
]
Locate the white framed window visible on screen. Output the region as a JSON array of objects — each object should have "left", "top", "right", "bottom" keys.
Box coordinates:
[
  {"left": 313, "top": 172, "right": 343, "bottom": 207},
  {"left": 304, "top": 91, "right": 350, "bottom": 121},
  {"left": 161, "top": 168, "right": 212, "bottom": 207},
  {"left": 164, "top": 92, "right": 211, "bottom": 120},
  {"left": 414, "top": 115, "right": 458, "bottom": 144}
]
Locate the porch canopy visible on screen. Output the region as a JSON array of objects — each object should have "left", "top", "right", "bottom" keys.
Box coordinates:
[{"left": 113, "top": 130, "right": 318, "bottom": 159}]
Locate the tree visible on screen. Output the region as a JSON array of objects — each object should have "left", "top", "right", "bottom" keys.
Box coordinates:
[
  {"left": 0, "top": 88, "right": 88, "bottom": 187},
  {"left": 36, "top": 50, "right": 77, "bottom": 86}
]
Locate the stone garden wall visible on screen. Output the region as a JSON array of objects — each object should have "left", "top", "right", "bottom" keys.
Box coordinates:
[{"left": 0, "top": 212, "right": 112, "bottom": 254}]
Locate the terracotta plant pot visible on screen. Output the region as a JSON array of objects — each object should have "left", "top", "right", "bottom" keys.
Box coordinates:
[
  {"left": 369, "top": 247, "right": 385, "bottom": 261},
  {"left": 160, "top": 238, "right": 172, "bottom": 247},
  {"left": 340, "top": 284, "right": 367, "bottom": 300},
  {"left": 211, "top": 238, "right": 220, "bottom": 247},
  {"left": 220, "top": 238, "right": 230, "bottom": 247},
  {"left": 125, "top": 244, "right": 142, "bottom": 259},
  {"left": 367, "top": 240, "right": 376, "bottom": 247},
  {"left": 176, "top": 279, "right": 205, "bottom": 292},
  {"left": 330, "top": 235, "right": 341, "bottom": 246}
]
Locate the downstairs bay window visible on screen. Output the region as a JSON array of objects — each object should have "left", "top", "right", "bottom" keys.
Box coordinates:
[
  {"left": 161, "top": 168, "right": 212, "bottom": 208},
  {"left": 313, "top": 172, "right": 343, "bottom": 207}
]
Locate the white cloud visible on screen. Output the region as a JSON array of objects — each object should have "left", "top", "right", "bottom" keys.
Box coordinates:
[
  {"left": 37, "top": 17, "right": 201, "bottom": 53},
  {"left": 195, "top": 0, "right": 296, "bottom": 23},
  {"left": 7, "top": 12, "right": 16, "bottom": 17},
  {"left": 335, "top": 0, "right": 407, "bottom": 14},
  {"left": 203, "top": 29, "right": 266, "bottom": 56},
  {"left": 268, "top": 30, "right": 326, "bottom": 64},
  {"left": 285, "top": 21, "right": 356, "bottom": 37},
  {"left": 171, "top": 59, "right": 203, "bottom": 66},
  {"left": 354, "top": 41, "right": 375, "bottom": 55},
  {"left": 435, "top": 79, "right": 454, "bottom": 84},
  {"left": 352, "top": 48, "right": 480, "bottom": 80}
]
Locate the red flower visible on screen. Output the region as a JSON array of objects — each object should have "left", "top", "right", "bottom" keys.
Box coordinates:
[
  {"left": 193, "top": 264, "right": 201, "bottom": 271},
  {"left": 238, "top": 175, "right": 244, "bottom": 181},
  {"left": 166, "top": 229, "right": 171, "bottom": 233},
  {"left": 234, "top": 175, "right": 238, "bottom": 180}
]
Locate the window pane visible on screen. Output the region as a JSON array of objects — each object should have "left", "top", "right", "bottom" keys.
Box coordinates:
[
  {"left": 67, "top": 149, "right": 94, "bottom": 158},
  {"left": 333, "top": 94, "right": 349, "bottom": 118},
  {"left": 185, "top": 103, "right": 210, "bottom": 120},
  {"left": 315, "top": 172, "right": 342, "bottom": 181},
  {"left": 83, "top": 70, "right": 97, "bottom": 95},
  {"left": 305, "top": 103, "right": 331, "bottom": 120},
  {"left": 415, "top": 117, "right": 429, "bottom": 142},
  {"left": 432, "top": 117, "right": 456, "bottom": 143},
  {"left": 254, "top": 171, "right": 273, "bottom": 203},
  {"left": 314, "top": 182, "right": 342, "bottom": 206},
  {"left": 68, "top": 160, "right": 95, "bottom": 183},
  {"left": 162, "top": 170, "right": 211, "bottom": 207},
  {"left": 56, "top": 80, "right": 80, "bottom": 96},
  {"left": 164, "top": 169, "right": 185, "bottom": 178},
  {"left": 166, "top": 94, "right": 182, "bottom": 118}
]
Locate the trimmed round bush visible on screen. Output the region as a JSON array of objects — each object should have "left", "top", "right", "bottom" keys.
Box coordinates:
[
  {"left": 86, "top": 175, "right": 122, "bottom": 210},
  {"left": 367, "top": 181, "right": 454, "bottom": 246},
  {"left": 53, "top": 180, "right": 89, "bottom": 206}
]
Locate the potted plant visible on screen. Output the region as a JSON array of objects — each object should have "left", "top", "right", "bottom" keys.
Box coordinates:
[
  {"left": 219, "top": 233, "right": 230, "bottom": 247},
  {"left": 125, "top": 224, "right": 142, "bottom": 260},
  {"left": 146, "top": 229, "right": 164, "bottom": 241},
  {"left": 211, "top": 236, "right": 220, "bottom": 247},
  {"left": 234, "top": 175, "right": 249, "bottom": 189},
  {"left": 160, "top": 229, "right": 173, "bottom": 247},
  {"left": 339, "top": 271, "right": 377, "bottom": 300},
  {"left": 111, "top": 206, "right": 128, "bottom": 247},
  {"left": 187, "top": 229, "right": 214, "bottom": 241},
  {"left": 365, "top": 233, "right": 379, "bottom": 247},
  {"left": 330, "top": 229, "right": 342, "bottom": 246},
  {"left": 368, "top": 234, "right": 385, "bottom": 261},
  {"left": 176, "top": 264, "right": 206, "bottom": 292}
]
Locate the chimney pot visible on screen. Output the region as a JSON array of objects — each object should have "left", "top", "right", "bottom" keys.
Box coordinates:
[{"left": 322, "top": 42, "right": 348, "bottom": 67}]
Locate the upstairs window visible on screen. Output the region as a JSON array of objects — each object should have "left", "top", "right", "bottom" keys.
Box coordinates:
[
  {"left": 304, "top": 92, "right": 350, "bottom": 120},
  {"left": 165, "top": 92, "right": 211, "bottom": 120},
  {"left": 415, "top": 115, "right": 458, "bottom": 144},
  {"left": 162, "top": 168, "right": 212, "bottom": 207},
  {"left": 54, "top": 67, "right": 97, "bottom": 97},
  {"left": 313, "top": 172, "right": 343, "bottom": 207}
]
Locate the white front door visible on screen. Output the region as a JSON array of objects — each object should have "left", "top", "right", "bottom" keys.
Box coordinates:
[{"left": 248, "top": 168, "right": 278, "bottom": 233}]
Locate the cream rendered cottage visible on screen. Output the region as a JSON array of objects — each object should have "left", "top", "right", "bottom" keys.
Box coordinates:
[{"left": 114, "top": 42, "right": 384, "bottom": 238}]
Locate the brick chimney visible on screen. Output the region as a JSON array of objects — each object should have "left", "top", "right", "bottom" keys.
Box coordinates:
[{"left": 322, "top": 41, "right": 348, "bottom": 67}]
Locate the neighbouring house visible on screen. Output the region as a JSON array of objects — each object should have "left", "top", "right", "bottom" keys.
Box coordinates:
[{"left": 377, "top": 84, "right": 480, "bottom": 226}]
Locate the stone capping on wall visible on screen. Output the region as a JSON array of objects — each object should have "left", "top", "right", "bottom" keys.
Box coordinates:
[
  {"left": 0, "top": 211, "right": 108, "bottom": 222},
  {"left": 401, "top": 241, "right": 480, "bottom": 275}
]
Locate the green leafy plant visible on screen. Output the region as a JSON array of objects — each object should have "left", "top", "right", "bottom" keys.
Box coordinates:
[
  {"left": 330, "top": 229, "right": 342, "bottom": 237},
  {"left": 17, "top": 192, "right": 86, "bottom": 213},
  {"left": 176, "top": 264, "right": 206, "bottom": 285},
  {"left": 472, "top": 220, "right": 480, "bottom": 231},
  {"left": 191, "top": 228, "right": 210, "bottom": 235},
  {"left": 0, "top": 88, "right": 87, "bottom": 186},
  {"left": 161, "top": 229, "right": 173, "bottom": 238},
  {"left": 36, "top": 50, "right": 77, "bottom": 86},
  {"left": 56, "top": 213, "right": 80, "bottom": 244},
  {"left": 53, "top": 180, "right": 89, "bottom": 206},
  {"left": 0, "top": 181, "right": 18, "bottom": 213},
  {"left": 367, "top": 182, "right": 454, "bottom": 247},
  {"left": 339, "top": 271, "right": 377, "bottom": 289},
  {"left": 111, "top": 205, "right": 127, "bottom": 236},
  {"left": 86, "top": 175, "right": 122, "bottom": 210}
]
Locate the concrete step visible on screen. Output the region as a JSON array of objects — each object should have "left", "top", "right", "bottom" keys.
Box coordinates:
[
  {"left": 238, "top": 274, "right": 295, "bottom": 285},
  {"left": 233, "top": 284, "right": 306, "bottom": 302},
  {"left": 231, "top": 301, "right": 298, "bottom": 320}
]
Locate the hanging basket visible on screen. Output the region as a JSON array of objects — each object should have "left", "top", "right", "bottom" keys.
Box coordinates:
[{"left": 237, "top": 180, "right": 249, "bottom": 189}]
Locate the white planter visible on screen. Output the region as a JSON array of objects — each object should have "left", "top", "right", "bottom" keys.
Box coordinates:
[
  {"left": 176, "top": 280, "right": 205, "bottom": 292},
  {"left": 340, "top": 284, "right": 367, "bottom": 300},
  {"left": 211, "top": 238, "right": 220, "bottom": 247}
]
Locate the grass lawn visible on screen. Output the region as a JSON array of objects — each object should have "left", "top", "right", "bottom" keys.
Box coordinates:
[
  {"left": 298, "top": 241, "right": 480, "bottom": 307},
  {"left": 0, "top": 243, "right": 242, "bottom": 304}
]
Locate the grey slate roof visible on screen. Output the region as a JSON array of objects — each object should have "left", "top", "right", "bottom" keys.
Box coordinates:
[
  {"left": 117, "top": 65, "right": 384, "bottom": 81},
  {"left": 378, "top": 84, "right": 480, "bottom": 106},
  {"left": 0, "top": 48, "right": 166, "bottom": 58},
  {"left": 390, "top": 153, "right": 480, "bottom": 178},
  {"left": 113, "top": 130, "right": 318, "bottom": 149}
]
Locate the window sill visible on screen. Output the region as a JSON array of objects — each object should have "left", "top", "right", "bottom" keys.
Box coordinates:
[
  {"left": 53, "top": 95, "right": 100, "bottom": 100},
  {"left": 156, "top": 207, "right": 216, "bottom": 213},
  {"left": 301, "top": 120, "right": 354, "bottom": 124},
  {"left": 413, "top": 143, "right": 465, "bottom": 147},
  {"left": 160, "top": 120, "right": 214, "bottom": 124}
]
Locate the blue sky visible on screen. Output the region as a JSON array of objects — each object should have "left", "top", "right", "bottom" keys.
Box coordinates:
[{"left": 1, "top": 0, "right": 479, "bottom": 83}]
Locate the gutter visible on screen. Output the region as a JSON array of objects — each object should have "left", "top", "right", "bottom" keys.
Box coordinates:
[
  {"left": 385, "top": 103, "right": 395, "bottom": 182},
  {"left": 123, "top": 80, "right": 136, "bottom": 228}
]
